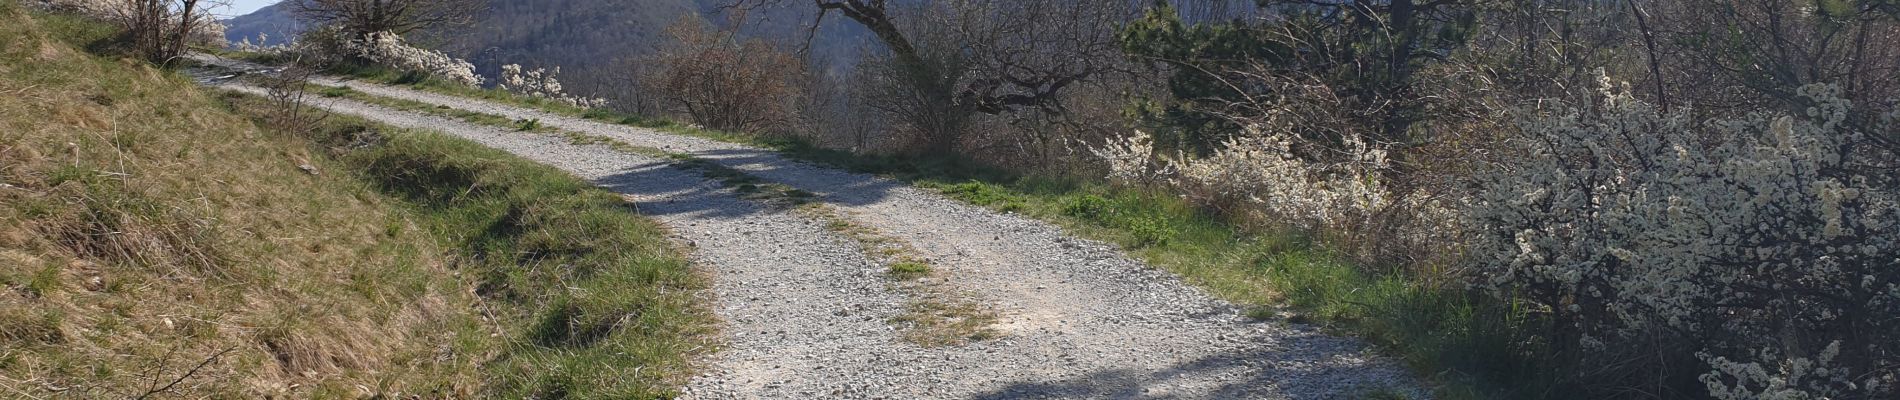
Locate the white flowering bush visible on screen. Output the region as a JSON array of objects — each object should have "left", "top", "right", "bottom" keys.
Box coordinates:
[
  {"left": 1184, "top": 131, "right": 1394, "bottom": 232},
  {"left": 1093, "top": 74, "right": 1453, "bottom": 263},
  {"left": 333, "top": 30, "right": 480, "bottom": 87},
  {"left": 233, "top": 33, "right": 284, "bottom": 53},
  {"left": 1464, "top": 78, "right": 1899, "bottom": 399},
  {"left": 1097, "top": 127, "right": 1401, "bottom": 231},
  {"left": 499, "top": 64, "right": 608, "bottom": 109},
  {"left": 1091, "top": 129, "right": 1170, "bottom": 184}
]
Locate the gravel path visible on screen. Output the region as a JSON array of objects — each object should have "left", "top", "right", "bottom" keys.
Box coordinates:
[{"left": 196, "top": 58, "right": 1422, "bottom": 399}]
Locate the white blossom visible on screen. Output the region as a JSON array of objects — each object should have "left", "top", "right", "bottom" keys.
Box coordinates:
[
  {"left": 498, "top": 64, "right": 608, "bottom": 109},
  {"left": 1466, "top": 78, "right": 1898, "bottom": 399},
  {"left": 338, "top": 31, "right": 481, "bottom": 87}
]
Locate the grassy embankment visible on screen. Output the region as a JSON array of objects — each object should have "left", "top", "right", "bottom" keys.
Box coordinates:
[
  {"left": 312, "top": 67, "right": 1554, "bottom": 398},
  {"left": 0, "top": 4, "right": 707, "bottom": 398}
]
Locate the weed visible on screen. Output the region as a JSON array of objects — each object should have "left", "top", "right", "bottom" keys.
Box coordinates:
[
  {"left": 1126, "top": 215, "right": 1176, "bottom": 247},
  {"left": 1243, "top": 306, "right": 1281, "bottom": 321},
  {"left": 888, "top": 261, "right": 931, "bottom": 279},
  {"left": 890, "top": 295, "right": 1001, "bottom": 347},
  {"left": 932, "top": 181, "right": 1026, "bottom": 212},
  {"left": 26, "top": 263, "right": 59, "bottom": 297},
  {"left": 318, "top": 85, "right": 354, "bottom": 98},
  {"left": 1062, "top": 194, "right": 1113, "bottom": 220}
]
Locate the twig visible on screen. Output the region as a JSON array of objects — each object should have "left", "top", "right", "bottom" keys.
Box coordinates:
[
  {"left": 135, "top": 347, "right": 236, "bottom": 400},
  {"left": 2, "top": 84, "right": 39, "bottom": 95}
]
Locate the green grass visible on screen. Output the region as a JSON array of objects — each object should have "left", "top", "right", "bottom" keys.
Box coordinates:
[
  {"left": 238, "top": 98, "right": 713, "bottom": 398},
  {"left": 887, "top": 261, "right": 931, "bottom": 279},
  {"left": 31, "top": 8, "right": 117, "bottom": 49},
  {"left": 930, "top": 180, "right": 1027, "bottom": 212}
]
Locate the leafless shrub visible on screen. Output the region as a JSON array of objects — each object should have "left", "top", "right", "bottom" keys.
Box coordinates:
[
  {"left": 643, "top": 16, "right": 805, "bottom": 134},
  {"left": 258, "top": 55, "right": 332, "bottom": 135},
  {"left": 41, "top": 0, "right": 227, "bottom": 64}
]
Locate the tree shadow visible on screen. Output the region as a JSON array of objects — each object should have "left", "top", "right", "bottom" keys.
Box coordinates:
[
  {"left": 681, "top": 148, "right": 910, "bottom": 208},
  {"left": 592, "top": 158, "right": 780, "bottom": 220},
  {"left": 973, "top": 327, "right": 1415, "bottom": 399}
]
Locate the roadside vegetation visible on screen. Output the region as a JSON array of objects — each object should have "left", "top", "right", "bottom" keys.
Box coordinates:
[
  {"left": 36, "top": 0, "right": 1898, "bottom": 397},
  {"left": 0, "top": 3, "right": 707, "bottom": 397}
]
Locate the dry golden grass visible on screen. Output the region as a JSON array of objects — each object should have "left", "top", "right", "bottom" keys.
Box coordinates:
[{"left": 0, "top": 3, "right": 490, "bottom": 397}]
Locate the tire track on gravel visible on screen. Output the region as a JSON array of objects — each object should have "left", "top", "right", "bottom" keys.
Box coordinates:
[{"left": 197, "top": 57, "right": 1423, "bottom": 398}]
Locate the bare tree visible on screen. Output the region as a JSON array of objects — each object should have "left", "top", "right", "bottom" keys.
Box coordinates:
[
  {"left": 287, "top": 0, "right": 481, "bottom": 37},
  {"left": 722, "top": 0, "right": 1131, "bottom": 155},
  {"left": 1651, "top": 0, "right": 1900, "bottom": 131}
]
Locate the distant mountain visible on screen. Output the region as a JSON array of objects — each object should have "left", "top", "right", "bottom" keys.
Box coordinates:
[
  {"left": 223, "top": 0, "right": 871, "bottom": 102},
  {"left": 429, "top": 0, "right": 701, "bottom": 96},
  {"left": 222, "top": 2, "right": 301, "bottom": 47}
]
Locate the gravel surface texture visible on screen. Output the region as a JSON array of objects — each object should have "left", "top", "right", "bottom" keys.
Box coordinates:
[{"left": 195, "top": 57, "right": 1423, "bottom": 399}]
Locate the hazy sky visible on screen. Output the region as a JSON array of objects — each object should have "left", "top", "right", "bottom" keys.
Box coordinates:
[{"left": 214, "top": 0, "right": 278, "bottom": 17}]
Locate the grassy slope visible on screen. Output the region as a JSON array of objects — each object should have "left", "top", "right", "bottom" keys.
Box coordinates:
[
  {"left": 259, "top": 105, "right": 714, "bottom": 398},
  {"left": 328, "top": 62, "right": 1552, "bottom": 398},
  {"left": 0, "top": 4, "right": 706, "bottom": 398}
]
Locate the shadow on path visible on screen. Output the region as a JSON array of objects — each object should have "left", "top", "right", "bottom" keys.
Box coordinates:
[
  {"left": 592, "top": 160, "right": 774, "bottom": 220},
  {"left": 683, "top": 148, "right": 910, "bottom": 208},
  {"left": 974, "top": 328, "right": 1408, "bottom": 400}
]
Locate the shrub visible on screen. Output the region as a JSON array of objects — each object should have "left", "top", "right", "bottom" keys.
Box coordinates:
[
  {"left": 498, "top": 64, "right": 607, "bottom": 109},
  {"left": 1464, "top": 79, "right": 1899, "bottom": 399},
  {"left": 299, "top": 26, "right": 480, "bottom": 87},
  {"left": 643, "top": 15, "right": 803, "bottom": 134}
]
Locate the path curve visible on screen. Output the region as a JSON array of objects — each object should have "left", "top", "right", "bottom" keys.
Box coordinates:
[{"left": 196, "top": 58, "right": 1422, "bottom": 399}]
